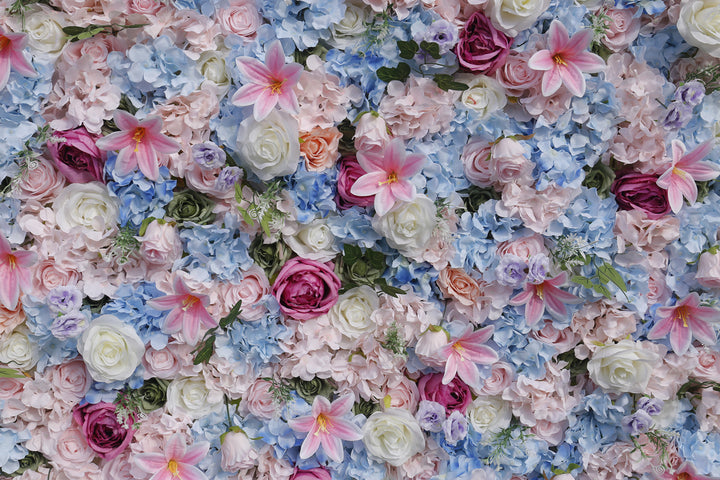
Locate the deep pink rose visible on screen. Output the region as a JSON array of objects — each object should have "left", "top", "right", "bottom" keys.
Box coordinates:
[
  {"left": 290, "top": 467, "right": 332, "bottom": 480},
  {"left": 47, "top": 127, "right": 106, "bottom": 183},
  {"left": 335, "top": 155, "right": 375, "bottom": 210},
  {"left": 272, "top": 257, "right": 341, "bottom": 321},
  {"left": 73, "top": 402, "right": 134, "bottom": 460},
  {"left": 455, "top": 11, "right": 512, "bottom": 75},
  {"left": 610, "top": 171, "right": 670, "bottom": 220},
  {"left": 417, "top": 373, "right": 472, "bottom": 415}
]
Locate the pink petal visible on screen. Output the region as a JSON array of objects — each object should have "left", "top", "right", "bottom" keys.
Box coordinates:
[
  {"left": 656, "top": 167, "right": 673, "bottom": 189},
  {"left": 546, "top": 272, "right": 568, "bottom": 287},
  {"left": 329, "top": 395, "right": 355, "bottom": 417},
  {"left": 687, "top": 317, "right": 717, "bottom": 345},
  {"left": 312, "top": 395, "right": 332, "bottom": 417},
  {"left": 544, "top": 290, "right": 568, "bottom": 317},
  {"left": 350, "top": 172, "right": 384, "bottom": 197},
  {"left": 134, "top": 453, "right": 167, "bottom": 473},
  {"left": 231, "top": 83, "right": 268, "bottom": 107},
  {"left": 148, "top": 294, "right": 182, "bottom": 310},
  {"left": 442, "top": 354, "right": 459, "bottom": 385},
  {"left": 136, "top": 142, "right": 160, "bottom": 181},
  {"left": 299, "top": 428, "right": 322, "bottom": 459},
  {"left": 682, "top": 162, "right": 719, "bottom": 182},
  {"left": 463, "top": 344, "right": 498, "bottom": 364},
  {"left": 165, "top": 434, "right": 187, "bottom": 461},
  {"left": 564, "top": 29, "right": 593, "bottom": 57},
  {"left": 276, "top": 89, "right": 300, "bottom": 114},
  {"left": 690, "top": 306, "right": 720, "bottom": 323},
  {"left": 541, "top": 67, "right": 563, "bottom": 97},
  {"left": 647, "top": 316, "right": 673, "bottom": 340},
  {"left": 384, "top": 139, "right": 405, "bottom": 171},
  {"left": 183, "top": 314, "right": 201, "bottom": 344},
  {"left": 14, "top": 264, "right": 33, "bottom": 291},
  {"left": 138, "top": 116, "right": 163, "bottom": 133},
  {"left": 175, "top": 464, "right": 208, "bottom": 480},
  {"left": 192, "top": 305, "right": 216, "bottom": 329},
  {"left": 0, "top": 59, "right": 9, "bottom": 91},
  {"left": 0, "top": 266, "right": 19, "bottom": 309},
  {"left": 180, "top": 442, "right": 210, "bottom": 465},
  {"left": 456, "top": 359, "right": 481, "bottom": 389},
  {"left": 288, "top": 415, "right": 317, "bottom": 432},
  {"left": 678, "top": 140, "right": 713, "bottom": 167},
  {"left": 399, "top": 153, "right": 425, "bottom": 177},
  {"left": 264, "top": 40, "right": 286, "bottom": 75},
  {"left": 253, "top": 90, "right": 279, "bottom": 121},
  {"left": 279, "top": 63, "right": 304, "bottom": 84},
  {"left": 548, "top": 21, "right": 570, "bottom": 52},
  {"left": 162, "top": 309, "right": 185, "bottom": 334},
  {"left": 525, "top": 294, "right": 545, "bottom": 326},
  {"left": 373, "top": 186, "right": 396, "bottom": 216},
  {"left": 465, "top": 325, "right": 494, "bottom": 344},
  {"left": 173, "top": 277, "right": 191, "bottom": 295},
  {"left": 557, "top": 63, "right": 585, "bottom": 97},
  {"left": 114, "top": 110, "right": 140, "bottom": 131},
  {"left": 671, "top": 139, "right": 686, "bottom": 164},
  {"left": 527, "top": 50, "right": 554, "bottom": 71},
  {"left": 9, "top": 50, "right": 36, "bottom": 77},
  {"left": 356, "top": 149, "right": 385, "bottom": 173},
  {"left": 149, "top": 470, "right": 173, "bottom": 480},
  {"left": 674, "top": 170, "right": 698, "bottom": 205},
  {"left": 509, "top": 289, "right": 533, "bottom": 306},
  {"left": 11, "top": 250, "right": 36, "bottom": 268},
  {"left": 328, "top": 418, "right": 363, "bottom": 441},
  {"left": 147, "top": 132, "right": 180, "bottom": 154},
  {"left": 96, "top": 130, "right": 135, "bottom": 152},
  {"left": 237, "top": 57, "right": 272, "bottom": 84},
  {"left": 389, "top": 180, "right": 414, "bottom": 202},
  {"left": 670, "top": 321, "right": 692, "bottom": 355},
  {"left": 666, "top": 179, "right": 684, "bottom": 213},
  {"left": 570, "top": 51, "right": 605, "bottom": 73},
  {"left": 0, "top": 236, "right": 10, "bottom": 254},
  {"left": 321, "top": 435, "right": 344, "bottom": 463}
]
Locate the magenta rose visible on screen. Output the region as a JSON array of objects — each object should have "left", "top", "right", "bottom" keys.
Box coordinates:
[
  {"left": 335, "top": 155, "right": 375, "bottom": 210},
  {"left": 272, "top": 257, "right": 341, "bottom": 321},
  {"left": 417, "top": 373, "right": 472, "bottom": 415},
  {"left": 47, "top": 127, "right": 106, "bottom": 183},
  {"left": 290, "top": 467, "right": 332, "bottom": 480},
  {"left": 455, "top": 11, "right": 512, "bottom": 75},
  {"left": 73, "top": 402, "right": 134, "bottom": 460},
  {"left": 610, "top": 171, "right": 670, "bottom": 220}
]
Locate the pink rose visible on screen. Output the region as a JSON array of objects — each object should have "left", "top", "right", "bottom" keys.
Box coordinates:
[
  {"left": 73, "top": 402, "right": 134, "bottom": 460},
  {"left": 243, "top": 379, "right": 278, "bottom": 419},
  {"left": 602, "top": 8, "right": 641, "bottom": 52},
  {"left": 272, "top": 257, "right": 341, "bottom": 321},
  {"left": 531, "top": 320, "right": 578, "bottom": 354},
  {"left": 32, "top": 260, "right": 81, "bottom": 298},
  {"left": 697, "top": 250, "right": 720, "bottom": 289},
  {"left": 694, "top": 348, "right": 720, "bottom": 382},
  {"left": 290, "top": 467, "right": 332, "bottom": 480},
  {"left": 491, "top": 138, "right": 533, "bottom": 186},
  {"left": 354, "top": 113, "right": 391, "bottom": 155},
  {"left": 53, "top": 426, "right": 96, "bottom": 468},
  {"left": 129, "top": 0, "right": 163, "bottom": 14},
  {"left": 480, "top": 361, "right": 514, "bottom": 395},
  {"left": 50, "top": 358, "right": 91, "bottom": 405},
  {"left": 216, "top": 3, "right": 262, "bottom": 38},
  {"left": 61, "top": 34, "right": 123, "bottom": 70},
  {"left": 300, "top": 127, "right": 342, "bottom": 172},
  {"left": 219, "top": 266, "right": 270, "bottom": 322},
  {"left": 383, "top": 375, "right": 420, "bottom": 411},
  {"left": 0, "top": 377, "right": 25, "bottom": 400},
  {"left": 221, "top": 429, "right": 258, "bottom": 472},
  {"left": 335, "top": 155, "right": 375, "bottom": 210},
  {"left": 461, "top": 138, "right": 493, "bottom": 187},
  {"left": 47, "top": 127, "right": 106, "bottom": 183},
  {"left": 415, "top": 327, "right": 450, "bottom": 368},
  {"left": 139, "top": 220, "right": 183, "bottom": 266},
  {"left": 495, "top": 50, "right": 542, "bottom": 97},
  {"left": 418, "top": 373, "right": 472, "bottom": 415},
  {"left": 142, "top": 346, "right": 182, "bottom": 379},
  {"left": 496, "top": 234, "right": 547, "bottom": 261},
  {"left": 13, "top": 157, "right": 66, "bottom": 203},
  {"left": 611, "top": 171, "right": 670, "bottom": 220},
  {"left": 455, "top": 11, "right": 512, "bottom": 75}
]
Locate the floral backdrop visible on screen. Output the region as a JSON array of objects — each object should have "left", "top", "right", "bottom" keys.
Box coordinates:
[{"left": 1, "top": 0, "right": 720, "bottom": 478}]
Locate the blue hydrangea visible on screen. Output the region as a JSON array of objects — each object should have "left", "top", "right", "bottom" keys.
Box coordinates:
[
  {"left": 476, "top": 428, "right": 548, "bottom": 476},
  {"left": 284, "top": 165, "right": 338, "bottom": 224},
  {"left": 0, "top": 196, "right": 25, "bottom": 245},
  {"left": 84, "top": 369, "right": 145, "bottom": 404},
  {"left": 191, "top": 412, "right": 235, "bottom": 480},
  {"left": 615, "top": 0, "right": 665, "bottom": 14},
  {"left": 0, "top": 428, "right": 31, "bottom": 475},
  {"left": 678, "top": 430, "right": 720, "bottom": 477},
  {"left": 175, "top": 222, "right": 253, "bottom": 282},
  {"left": 108, "top": 36, "right": 203, "bottom": 109},
  {"left": 334, "top": 442, "right": 387, "bottom": 480},
  {"left": 101, "top": 282, "right": 169, "bottom": 350},
  {"left": 409, "top": 131, "right": 470, "bottom": 201},
  {"left": 385, "top": 255, "right": 437, "bottom": 299},
  {"left": 565, "top": 392, "right": 632, "bottom": 455},
  {"left": 327, "top": 210, "right": 381, "bottom": 249},
  {"left": 259, "top": 0, "right": 346, "bottom": 50},
  {"left": 105, "top": 154, "right": 176, "bottom": 229},
  {"left": 492, "top": 307, "right": 557, "bottom": 379},
  {"left": 22, "top": 296, "right": 82, "bottom": 372},
  {"left": 631, "top": 27, "right": 689, "bottom": 76}
]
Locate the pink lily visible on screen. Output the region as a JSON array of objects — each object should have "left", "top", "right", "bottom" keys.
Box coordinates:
[
  {"left": 135, "top": 433, "right": 209, "bottom": 480},
  {"left": 350, "top": 138, "right": 425, "bottom": 216},
  {"left": 95, "top": 110, "right": 180, "bottom": 181},
  {"left": 648, "top": 293, "right": 720, "bottom": 355},
  {"left": 659, "top": 462, "right": 714, "bottom": 480},
  {"left": 509, "top": 272, "right": 579, "bottom": 326},
  {"left": 0, "top": 28, "right": 36, "bottom": 91},
  {"left": 231, "top": 40, "right": 303, "bottom": 121},
  {"left": 147, "top": 277, "right": 217, "bottom": 345},
  {"left": 438, "top": 326, "right": 498, "bottom": 389},
  {"left": 0, "top": 234, "right": 37, "bottom": 310},
  {"left": 528, "top": 20, "right": 605, "bottom": 97},
  {"left": 288, "top": 394, "right": 363, "bottom": 463},
  {"left": 657, "top": 140, "right": 718, "bottom": 214}
]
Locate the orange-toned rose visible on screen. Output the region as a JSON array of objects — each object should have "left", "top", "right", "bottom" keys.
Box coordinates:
[
  {"left": 437, "top": 267, "right": 480, "bottom": 306},
  {"left": 300, "top": 127, "right": 342, "bottom": 172}
]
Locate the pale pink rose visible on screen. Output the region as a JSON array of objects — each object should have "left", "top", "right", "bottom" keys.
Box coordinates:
[
  {"left": 461, "top": 138, "right": 493, "bottom": 187},
  {"left": 697, "top": 250, "right": 720, "bottom": 289},
  {"left": 32, "top": 259, "right": 81, "bottom": 298},
  {"left": 481, "top": 361, "right": 514, "bottom": 395},
  {"left": 61, "top": 34, "right": 123, "bottom": 69},
  {"left": 101, "top": 450, "right": 135, "bottom": 480},
  {"left": 219, "top": 266, "right": 270, "bottom": 322},
  {"left": 531, "top": 419, "right": 566, "bottom": 446},
  {"left": 647, "top": 268, "right": 671, "bottom": 304},
  {"left": 531, "top": 320, "right": 578, "bottom": 353},
  {"left": 142, "top": 346, "right": 183, "bottom": 380},
  {"left": 378, "top": 76, "right": 458, "bottom": 141},
  {"left": 221, "top": 429, "right": 258, "bottom": 472},
  {"left": 396, "top": 438, "right": 445, "bottom": 480},
  {"left": 0, "top": 377, "right": 25, "bottom": 400},
  {"left": 138, "top": 220, "right": 183, "bottom": 266},
  {"left": 491, "top": 138, "right": 533, "bottom": 186},
  {"left": 13, "top": 157, "right": 66, "bottom": 203},
  {"left": 414, "top": 327, "right": 450, "bottom": 368},
  {"left": 49, "top": 0, "right": 105, "bottom": 25},
  {"left": 694, "top": 348, "right": 720, "bottom": 382},
  {"left": 50, "top": 359, "right": 91, "bottom": 405},
  {"left": 0, "top": 304, "right": 26, "bottom": 342},
  {"left": 496, "top": 233, "right": 547, "bottom": 261},
  {"left": 216, "top": 2, "right": 261, "bottom": 38},
  {"left": 243, "top": 379, "right": 278, "bottom": 419},
  {"left": 602, "top": 8, "right": 641, "bottom": 52},
  {"left": 255, "top": 445, "right": 294, "bottom": 480},
  {"left": 382, "top": 376, "right": 419, "bottom": 411},
  {"left": 496, "top": 183, "right": 578, "bottom": 234},
  {"left": 614, "top": 210, "right": 680, "bottom": 254},
  {"left": 354, "top": 113, "right": 391, "bottom": 155},
  {"left": 495, "top": 50, "right": 542, "bottom": 97},
  {"left": 520, "top": 86, "right": 574, "bottom": 124},
  {"left": 128, "top": 0, "right": 162, "bottom": 14},
  {"left": 51, "top": 425, "right": 97, "bottom": 469}
]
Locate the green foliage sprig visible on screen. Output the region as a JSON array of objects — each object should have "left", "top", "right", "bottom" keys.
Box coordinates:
[
  {"left": 235, "top": 179, "right": 288, "bottom": 239},
  {"left": 192, "top": 299, "right": 243, "bottom": 365},
  {"left": 338, "top": 244, "right": 405, "bottom": 296}
]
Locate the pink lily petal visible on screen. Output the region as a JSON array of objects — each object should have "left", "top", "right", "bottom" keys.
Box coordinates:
[
  {"left": 525, "top": 294, "right": 545, "bottom": 325},
  {"left": 682, "top": 162, "right": 719, "bottom": 182},
  {"left": 181, "top": 442, "right": 210, "bottom": 465},
  {"left": 236, "top": 57, "right": 273, "bottom": 84},
  {"left": 527, "top": 50, "right": 555, "bottom": 71},
  {"left": 134, "top": 453, "right": 168, "bottom": 472},
  {"left": 544, "top": 291, "right": 568, "bottom": 317},
  {"left": 509, "top": 289, "right": 533, "bottom": 306},
  {"left": 321, "top": 435, "right": 344, "bottom": 463},
  {"left": 557, "top": 63, "right": 585, "bottom": 98},
  {"left": 548, "top": 21, "right": 569, "bottom": 52},
  {"left": 114, "top": 110, "right": 140, "bottom": 131},
  {"left": 465, "top": 325, "right": 495, "bottom": 344},
  {"left": 0, "top": 267, "right": 18, "bottom": 309},
  {"left": 11, "top": 250, "right": 37, "bottom": 268},
  {"left": 670, "top": 321, "right": 692, "bottom": 355},
  {"left": 183, "top": 314, "right": 201, "bottom": 344},
  {"left": 231, "top": 83, "right": 268, "bottom": 107},
  {"left": 329, "top": 395, "right": 355, "bottom": 417},
  {"left": 299, "top": 428, "right": 322, "bottom": 459},
  {"left": 570, "top": 51, "right": 606, "bottom": 73},
  {"left": 356, "top": 150, "right": 386, "bottom": 173},
  {"left": 374, "top": 186, "right": 396, "bottom": 216},
  {"left": 647, "top": 316, "right": 673, "bottom": 340},
  {"left": 175, "top": 464, "right": 208, "bottom": 480},
  {"left": 276, "top": 89, "right": 300, "bottom": 114},
  {"left": 0, "top": 236, "right": 9, "bottom": 254},
  {"left": 329, "top": 418, "right": 363, "bottom": 441},
  {"left": 253, "top": 91, "right": 280, "bottom": 121},
  {"left": 8, "top": 50, "right": 36, "bottom": 77},
  {"left": 279, "top": 63, "right": 304, "bottom": 84},
  {"left": 264, "top": 40, "right": 286, "bottom": 75},
  {"left": 389, "top": 180, "right": 414, "bottom": 202},
  {"left": 456, "top": 359, "right": 481, "bottom": 388},
  {"left": 442, "top": 355, "right": 460, "bottom": 385},
  {"left": 541, "top": 65, "right": 563, "bottom": 97},
  {"left": 147, "top": 132, "right": 180, "bottom": 154},
  {"left": 656, "top": 167, "right": 673, "bottom": 189},
  {"left": 687, "top": 316, "right": 717, "bottom": 345},
  {"left": 14, "top": 265, "right": 33, "bottom": 291},
  {"left": 666, "top": 178, "right": 684, "bottom": 213},
  {"left": 96, "top": 130, "right": 135, "bottom": 151},
  {"left": 136, "top": 142, "right": 160, "bottom": 181},
  {"left": 288, "top": 415, "right": 317, "bottom": 432},
  {"left": 0, "top": 62, "right": 9, "bottom": 91},
  {"left": 399, "top": 154, "right": 426, "bottom": 177},
  {"left": 677, "top": 140, "right": 713, "bottom": 166},
  {"left": 312, "top": 395, "right": 332, "bottom": 417},
  {"left": 673, "top": 171, "right": 698, "bottom": 205},
  {"left": 150, "top": 469, "right": 174, "bottom": 480},
  {"left": 564, "top": 29, "right": 593, "bottom": 57},
  {"left": 147, "top": 294, "right": 184, "bottom": 310},
  {"left": 165, "top": 434, "right": 187, "bottom": 460},
  {"left": 691, "top": 306, "right": 720, "bottom": 323}
]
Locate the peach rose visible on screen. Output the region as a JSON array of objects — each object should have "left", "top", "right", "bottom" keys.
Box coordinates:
[
  {"left": 300, "top": 127, "right": 343, "bottom": 172},
  {"left": 437, "top": 267, "right": 480, "bottom": 306}
]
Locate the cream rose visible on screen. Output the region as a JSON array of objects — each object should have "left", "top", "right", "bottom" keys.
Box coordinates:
[
  {"left": 372, "top": 194, "right": 437, "bottom": 258},
  {"left": 0, "top": 328, "right": 38, "bottom": 370},
  {"left": 53, "top": 182, "right": 119, "bottom": 241},
  {"left": 485, "top": 0, "right": 550, "bottom": 37},
  {"left": 23, "top": 5, "right": 68, "bottom": 56},
  {"left": 467, "top": 396, "right": 512, "bottom": 434},
  {"left": 284, "top": 220, "right": 339, "bottom": 262},
  {"left": 330, "top": 0, "right": 374, "bottom": 49},
  {"left": 363, "top": 408, "right": 425, "bottom": 466},
  {"left": 677, "top": 0, "right": 720, "bottom": 58},
  {"left": 166, "top": 376, "right": 224, "bottom": 419},
  {"left": 459, "top": 75, "right": 507, "bottom": 118},
  {"left": 77, "top": 315, "right": 145, "bottom": 383},
  {"left": 198, "top": 51, "right": 232, "bottom": 94},
  {"left": 328, "top": 286, "right": 379, "bottom": 341},
  {"left": 236, "top": 110, "right": 300, "bottom": 181},
  {"left": 587, "top": 340, "right": 660, "bottom": 394}
]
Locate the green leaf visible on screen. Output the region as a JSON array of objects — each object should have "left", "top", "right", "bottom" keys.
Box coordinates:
[
  {"left": 138, "top": 217, "right": 156, "bottom": 237},
  {"left": 343, "top": 244, "right": 363, "bottom": 264},
  {"left": 419, "top": 41, "right": 441, "bottom": 59},
  {"left": 0, "top": 368, "right": 24, "bottom": 378},
  {"left": 433, "top": 74, "right": 469, "bottom": 91},
  {"left": 397, "top": 39, "right": 419, "bottom": 59},
  {"left": 567, "top": 463, "right": 581, "bottom": 472},
  {"left": 365, "top": 249, "right": 387, "bottom": 269},
  {"left": 376, "top": 63, "right": 411, "bottom": 83},
  {"left": 192, "top": 335, "right": 216, "bottom": 365},
  {"left": 62, "top": 26, "right": 86, "bottom": 35},
  {"left": 375, "top": 279, "right": 406, "bottom": 297},
  {"left": 260, "top": 213, "right": 272, "bottom": 238},
  {"left": 591, "top": 282, "right": 613, "bottom": 299},
  {"left": 219, "top": 299, "right": 242, "bottom": 329},
  {"left": 597, "top": 262, "right": 628, "bottom": 292},
  {"left": 571, "top": 275, "right": 594, "bottom": 289}
]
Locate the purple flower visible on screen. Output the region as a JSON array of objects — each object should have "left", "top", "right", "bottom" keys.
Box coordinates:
[
  {"left": 495, "top": 254, "right": 527, "bottom": 288},
  {"left": 47, "top": 286, "right": 83, "bottom": 314},
  {"left": 442, "top": 411, "right": 468, "bottom": 446},
  {"left": 192, "top": 142, "right": 226, "bottom": 169},
  {"left": 526, "top": 254, "right": 549, "bottom": 284},
  {"left": 621, "top": 410, "right": 653, "bottom": 435},
  {"left": 637, "top": 397, "right": 664, "bottom": 416},
  {"left": 661, "top": 102, "right": 693, "bottom": 129},
  {"left": 415, "top": 20, "right": 459, "bottom": 54},
  {"left": 215, "top": 166, "right": 243, "bottom": 191},
  {"left": 674, "top": 80, "right": 705, "bottom": 107},
  {"left": 415, "top": 400, "right": 446, "bottom": 433},
  {"left": 50, "top": 311, "right": 87, "bottom": 340}
]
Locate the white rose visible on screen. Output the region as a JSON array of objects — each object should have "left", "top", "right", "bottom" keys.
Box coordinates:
[
  {"left": 166, "top": 376, "right": 223, "bottom": 419},
  {"left": 77, "top": 315, "right": 145, "bottom": 383},
  {"left": 363, "top": 408, "right": 425, "bottom": 466},
  {"left": 485, "top": 0, "right": 551, "bottom": 37},
  {"left": 198, "top": 50, "right": 231, "bottom": 94},
  {"left": 329, "top": 0, "right": 374, "bottom": 49},
  {"left": 372, "top": 194, "right": 437, "bottom": 258},
  {"left": 0, "top": 328, "right": 38, "bottom": 370},
  {"left": 328, "top": 286, "right": 379, "bottom": 342},
  {"left": 587, "top": 340, "right": 660, "bottom": 394},
  {"left": 236, "top": 110, "right": 300, "bottom": 181},
  {"left": 678, "top": 0, "right": 720, "bottom": 58},
  {"left": 53, "top": 182, "right": 119, "bottom": 241},
  {"left": 284, "top": 220, "right": 339, "bottom": 262},
  {"left": 467, "top": 396, "right": 512, "bottom": 434},
  {"left": 24, "top": 5, "right": 67, "bottom": 55},
  {"left": 459, "top": 75, "right": 507, "bottom": 119}
]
